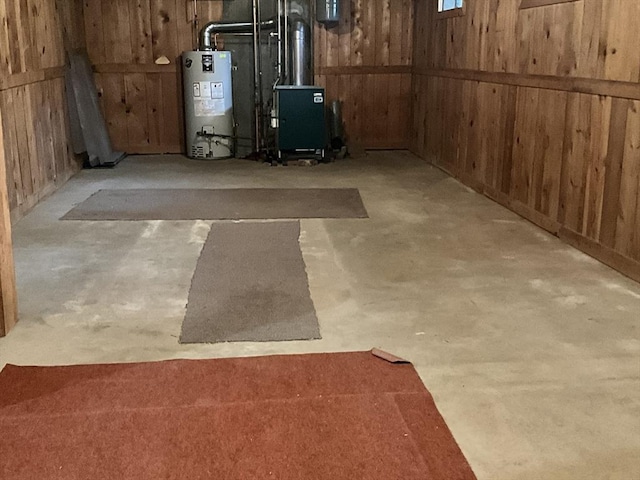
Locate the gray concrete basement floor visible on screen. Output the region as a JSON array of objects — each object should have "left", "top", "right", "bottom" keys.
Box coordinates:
[{"left": 1, "top": 151, "right": 639, "bottom": 479}]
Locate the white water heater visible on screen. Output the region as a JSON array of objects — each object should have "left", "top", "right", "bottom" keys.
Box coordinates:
[{"left": 183, "top": 51, "right": 234, "bottom": 159}]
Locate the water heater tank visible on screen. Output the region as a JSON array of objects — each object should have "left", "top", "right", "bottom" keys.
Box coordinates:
[
  {"left": 316, "top": 0, "right": 339, "bottom": 24},
  {"left": 182, "top": 51, "right": 234, "bottom": 159}
]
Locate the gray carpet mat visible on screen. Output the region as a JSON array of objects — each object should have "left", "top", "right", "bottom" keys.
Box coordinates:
[
  {"left": 180, "top": 221, "right": 321, "bottom": 344},
  {"left": 62, "top": 188, "right": 368, "bottom": 220}
]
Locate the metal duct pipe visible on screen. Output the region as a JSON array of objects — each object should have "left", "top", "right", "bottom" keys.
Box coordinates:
[
  {"left": 199, "top": 18, "right": 277, "bottom": 51},
  {"left": 290, "top": 17, "right": 311, "bottom": 86}
]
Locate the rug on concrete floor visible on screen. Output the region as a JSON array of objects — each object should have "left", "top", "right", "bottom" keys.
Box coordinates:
[
  {"left": 180, "top": 221, "right": 321, "bottom": 343},
  {"left": 0, "top": 351, "right": 477, "bottom": 480},
  {"left": 61, "top": 188, "right": 369, "bottom": 220}
]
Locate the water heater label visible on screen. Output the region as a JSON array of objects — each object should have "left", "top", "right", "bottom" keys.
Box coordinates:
[
  {"left": 200, "top": 81, "right": 212, "bottom": 99},
  {"left": 211, "top": 82, "right": 224, "bottom": 99},
  {"left": 194, "top": 99, "right": 226, "bottom": 117}
]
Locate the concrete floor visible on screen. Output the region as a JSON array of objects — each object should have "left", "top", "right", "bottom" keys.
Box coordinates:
[{"left": 1, "top": 151, "right": 638, "bottom": 479}]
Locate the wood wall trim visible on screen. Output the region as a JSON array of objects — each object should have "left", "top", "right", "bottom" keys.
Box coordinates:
[
  {"left": 93, "top": 64, "right": 179, "bottom": 74},
  {"left": 412, "top": 0, "right": 640, "bottom": 283},
  {"left": 317, "top": 65, "right": 412, "bottom": 76},
  {"left": 0, "top": 66, "right": 66, "bottom": 91},
  {"left": 94, "top": 64, "right": 412, "bottom": 77},
  {"left": 414, "top": 68, "right": 640, "bottom": 101},
  {"left": 0, "top": 108, "right": 18, "bottom": 336},
  {"left": 520, "top": 0, "right": 580, "bottom": 10}
]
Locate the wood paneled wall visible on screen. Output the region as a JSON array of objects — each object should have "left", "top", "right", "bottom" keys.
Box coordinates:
[
  {"left": 0, "top": 107, "right": 17, "bottom": 336},
  {"left": 0, "top": 0, "right": 86, "bottom": 220},
  {"left": 85, "top": 1, "right": 416, "bottom": 153},
  {"left": 315, "top": 0, "right": 414, "bottom": 148},
  {"left": 85, "top": 1, "right": 224, "bottom": 154},
  {"left": 411, "top": 0, "right": 640, "bottom": 282}
]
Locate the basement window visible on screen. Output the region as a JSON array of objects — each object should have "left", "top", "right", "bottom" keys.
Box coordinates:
[
  {"left": 437, "top": 0, "right": 465, "bottom": 18},
  {"left": 439, "top": 0, "right": 463, "bottom": 12}
]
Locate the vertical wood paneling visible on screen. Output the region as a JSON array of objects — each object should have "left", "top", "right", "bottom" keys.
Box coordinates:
[
  {"left": 317, "top": 1, "right": 415, "bottom": 68},
  {"left": 0, "top": 39, "right": 82, "bottom": 208},
  {"left": 425, "top": 76, "right": 444, "bottom": 165},
  {"left": 0, "top": 106, "right": 18, "bottom": 336},
  {"left": 412, "top": 0, "right": 640, "bottom": 280},
  {"left": 97, "top": 73, "right": 128, "bottom": 152},
  {"left": 124, "top": 73, "right": 150, "bottom": 149},
  {"left": 151, "top": 0, "right": 179, "bottom": 61},
  {"left": 338, "top": 0, "right": 351, "bottom": 66},
  {"left": 321, "top": 73, "right": 412, "bottom": 149},
  {"left": 130, "top": 0, "right": 153, "bottom": 64},
  {"left": 0, "top": 1, "right": 10, "bottom": 77},
  {"left": 615, "top": 102, "right": 640, "bottom": 260},
  {"left": 361, "top": 1, "right": 376, "bottom": 66},
  {"left": 599, "top": 0, "right": 640, "bottom": 83},
  {"left": 83, "top": 0, "right": 105, "bottom": 63},
  {"left": 316, "top": 0, "right": 414, "bottom": 149},
  {"left": 0, "top": 0, "right": 84, "bottom": 333},
  {"left": 85, "top": 1, "right": 224, "bottom": 153},
  {"left": 348, "top": 74, "right": 363, "bottom": 146},
  {"left": 87, "top": 1, "right": 414, "bottom": 152}
]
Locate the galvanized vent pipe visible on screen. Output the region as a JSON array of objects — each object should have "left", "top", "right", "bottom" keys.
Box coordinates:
[
  {"left": 290, "top": 17, "right": 311, "bottom": 86},
  {"left": 199, "top": 18, "right": 277, "bottom": 51}
]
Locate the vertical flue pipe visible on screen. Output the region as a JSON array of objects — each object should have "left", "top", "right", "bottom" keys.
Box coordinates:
[{"left": 290, "top": 17, "right": 311, "bottom": 85}]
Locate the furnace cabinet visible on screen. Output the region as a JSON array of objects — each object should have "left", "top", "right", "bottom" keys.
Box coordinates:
[{"left": 275, "top": 86, "right": 326, "bottom": 161}]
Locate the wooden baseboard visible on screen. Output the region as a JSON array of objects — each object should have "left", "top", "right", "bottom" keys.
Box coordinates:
[
  {"left": 125, "top": 145, "right": 184, "bottom": 155},
  {"left": 364, "top": 140, "right": 410, "bottom": 150},
  {"left": 9, "top": 164, "right": 82, "bottom": 225},
  {"left": 429, "top": 159, "right": 638, "bottom": 284},
  {"left": 559, "top": 228, "right": 640, "bottom": 284},
  {"left": 483, "top": 186, "right": 562, "bottom": 235}
]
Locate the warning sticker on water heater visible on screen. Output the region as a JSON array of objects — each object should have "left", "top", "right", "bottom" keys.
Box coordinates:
[
  {"left": 194, "top": 81, "right": 225, "bottom": 99},
  {"left": 211, "top": 82, "right": 224, "bottom": 99},
  {"left": 194, "top": 99, "right": 226, "bottom": 117}
]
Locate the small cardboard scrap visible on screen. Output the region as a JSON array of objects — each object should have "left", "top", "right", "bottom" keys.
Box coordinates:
[{"left": 371, "top": 348, "right": 411, "bottom": 364}]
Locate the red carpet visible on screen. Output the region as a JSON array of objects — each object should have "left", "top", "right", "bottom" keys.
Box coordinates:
[{"left": 0, "top": 351, "right": 476, "bottom": 479}]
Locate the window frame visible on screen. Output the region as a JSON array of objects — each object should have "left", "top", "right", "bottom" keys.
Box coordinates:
[{"left": 436, "top": 0, "right": 466, "bottom": 19}]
